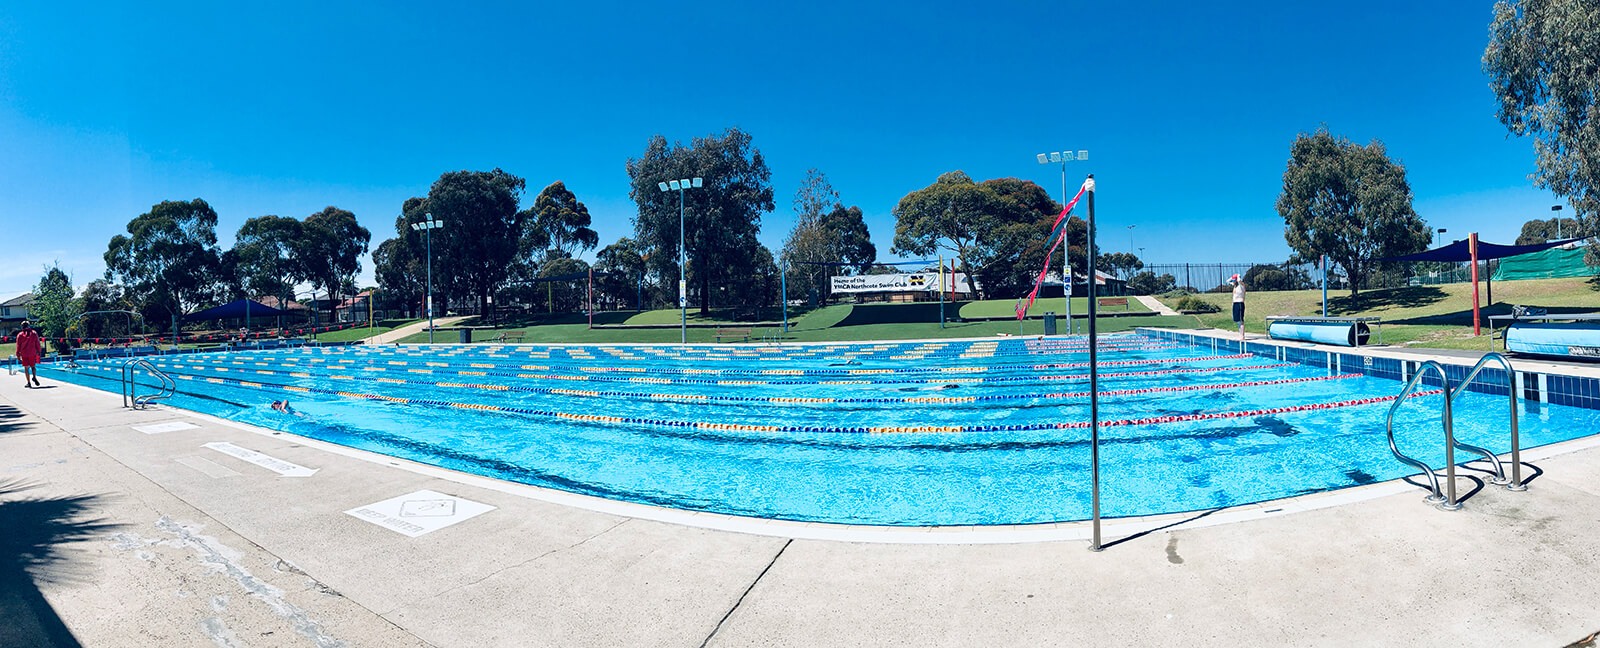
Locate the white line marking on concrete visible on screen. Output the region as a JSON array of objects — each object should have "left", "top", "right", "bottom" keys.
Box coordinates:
[
  {"left": 203, "top": 442, "right": 318, "bottom": 477},
  {"left": 133, "top": 420, "right": 199, "bottom": 434},
  {"left": 344, "top": 489, "right": 494, "bottom": 538},
  {"left": 176, "top": 455, "right": 244, "bottom": 479}
]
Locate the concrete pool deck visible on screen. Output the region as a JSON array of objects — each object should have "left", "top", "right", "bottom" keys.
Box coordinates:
[{"left": 4, "top": 346, "right": 1600, "bottom": 646}]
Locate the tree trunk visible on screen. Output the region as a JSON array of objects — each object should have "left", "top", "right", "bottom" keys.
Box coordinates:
[
  {"left": 700, "top": 271, "right": 710, "bottom": 317},
  {"left": 956, "top": 250, "right": 982, "bottom": 301}
]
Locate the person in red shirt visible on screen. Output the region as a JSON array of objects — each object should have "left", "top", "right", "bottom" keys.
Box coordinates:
[{"left": 15, "top": 320, "right": 43, "bottom": 388}]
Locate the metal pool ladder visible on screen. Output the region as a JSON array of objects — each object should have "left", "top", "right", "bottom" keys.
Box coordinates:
[
  {"left": 1384, "top": 354, "right": 1526, "bottom": 511},
  {"left": 121, "top": 358, "right": 175, "bottom": 409}
]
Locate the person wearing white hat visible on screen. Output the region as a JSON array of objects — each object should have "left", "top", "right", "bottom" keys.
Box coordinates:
[{"left": 1229, "top": 274, "right": 1246, "bottom": 341}]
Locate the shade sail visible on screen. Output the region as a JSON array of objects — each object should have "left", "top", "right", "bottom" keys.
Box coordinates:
[
  {"left": 184, "top": 299, "right": 290, "bottom": 321},
  {"left": 1375, "top": 237, "right": 1589, "bottom": 263}
]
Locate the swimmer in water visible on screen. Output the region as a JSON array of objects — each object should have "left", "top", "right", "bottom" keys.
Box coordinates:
[{"left": 829, "top": 360, "right": 862, "bottom": 366}]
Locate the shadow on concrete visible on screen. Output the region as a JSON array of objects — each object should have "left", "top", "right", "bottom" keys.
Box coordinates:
[
  {"left": 1401, "top": 472, "right": 1487, "bottom": 505},
  {"left": 1099, "top": 507, "right": 1222, "bottom": 551},
  {"left": 0, "top": 480, "right": 120, "bottom": 648},
  {"left": 1461, "top": 460, "right": 1544, "bottom": 488},
  {"left": 0, "top": 402, "right": 25, "bottom": 435}
]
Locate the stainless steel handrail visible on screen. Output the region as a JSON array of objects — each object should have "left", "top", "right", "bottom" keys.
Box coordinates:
[
  {"left": 1384, "top": 360, "right": 1461, "bottom": 510},
  {"left": 1450, "top": 352, "right": 1525, "bottom": 491},
  {"left": 121, "top": 358, "right": 175, "bottom": 409}
]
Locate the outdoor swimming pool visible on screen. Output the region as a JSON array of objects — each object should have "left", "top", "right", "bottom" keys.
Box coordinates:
[{"left": 41, "top": 334, "right": 1600, "bottom": 526}]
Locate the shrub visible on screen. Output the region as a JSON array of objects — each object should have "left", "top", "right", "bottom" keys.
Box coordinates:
[
  {"left": 1174, "top": 295, "right": 1220, "bottom": 313},
  {"left": 1127, "top": 271, "right": 1177, "bottom": 296}
]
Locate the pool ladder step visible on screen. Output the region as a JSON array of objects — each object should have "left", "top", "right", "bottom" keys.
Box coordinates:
[
  {"left": 1384, "top": 353, "right": 1526, "bottom": 510},
  {"left": 121, "top": 358, "right": 176, "bottom": 409}
]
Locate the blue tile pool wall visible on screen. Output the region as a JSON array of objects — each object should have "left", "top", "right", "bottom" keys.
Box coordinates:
[{"left": 1135, "top": 327, "right": 1600, "bottom": 411}]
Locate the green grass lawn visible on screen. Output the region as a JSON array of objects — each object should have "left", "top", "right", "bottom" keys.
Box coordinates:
[
  {"left": 394, "top": 300, "right": 1193, "bottom": 344},
  {"left": 959, "top": 296, "right": 1150, "bottom": 319},
  {"left": 1158, "top": 276, "right": 1600, "bottom": 349}
]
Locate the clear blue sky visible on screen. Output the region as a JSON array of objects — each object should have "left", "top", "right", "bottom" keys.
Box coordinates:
[{"left": 0, "top": 1, "right": 1562, "bottom": 299}]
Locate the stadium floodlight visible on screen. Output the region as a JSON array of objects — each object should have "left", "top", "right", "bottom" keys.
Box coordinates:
[
  {"left": 1037, "top": 154, "right": 1048, "bottom": 164},
  {"left": 1077, "top": 150, "right": 1088, "bottom": 160},
  {"left": 660, "top": 176, "right": 707, "bottom": 343},
  {"left": 1049, "top": 152, "right": 1062, "bottom": 163}
]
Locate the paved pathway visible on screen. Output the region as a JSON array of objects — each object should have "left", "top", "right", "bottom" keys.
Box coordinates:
[
  {"left": 362, "top": 316, "right": 470, "bottom": 345},
  {"left": 1136, "top": 294, "right": 1180, "bottom": 315},
  {"left": 3, "top": 345, "right": 1600, "bottom": 646}
]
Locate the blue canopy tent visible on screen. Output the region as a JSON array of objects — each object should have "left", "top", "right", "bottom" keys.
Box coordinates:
[
  {"left": 1376, "top": 235, "right": 1589, "bottom": 334},
  {"left": 183, "top": 299, "right": 290, "bottom": 329}
]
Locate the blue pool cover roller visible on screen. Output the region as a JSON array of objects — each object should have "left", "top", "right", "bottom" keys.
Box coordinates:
[
  {"left": 1505, "top": 321, "right": 1600, "bottom": 359},
  {"left": 1267, "top": 321, "right": 1371, "bottom": 347}
]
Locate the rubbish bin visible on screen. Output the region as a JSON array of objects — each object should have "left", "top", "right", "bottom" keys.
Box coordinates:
[
  {"left": 458, "top": 328, "right": 471, "bottom": 344},
  {"left": 1043, "top": 312, "right": 1057, "bottom": 336}
]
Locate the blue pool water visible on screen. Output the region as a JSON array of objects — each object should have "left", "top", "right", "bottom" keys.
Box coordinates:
[{"left": 41, "top": 335, "right": 1600, "bottom": 525}]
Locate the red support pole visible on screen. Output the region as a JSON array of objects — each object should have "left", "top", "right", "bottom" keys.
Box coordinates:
[{"left": 1470, "top": 232, "right": 1481, "bottom": 336}]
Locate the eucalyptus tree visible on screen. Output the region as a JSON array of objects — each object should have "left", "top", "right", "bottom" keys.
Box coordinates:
[
  {"left": 226, "top": 214, "right": 304, "bottom": 311},
  {"left": 1275, "top": 128, "right": 1431, "bottom": 297},
  {"left": 780, "top": 169, "right": 875, "bottom": 302},
  {"left": 297, "top": 207, "right": 370, "bottom": 320},
  {"left": 626, "top": 127, "right": 774, "bottom": 314},
  {"left": 419, "top": 169, "right": 528, "bottom": 315},
  {"left": 104, "top": 198, "right": 223, "bottom": 335},
  {"left": 1485, "top": 0, "right": 1600, "bottom": 263}
]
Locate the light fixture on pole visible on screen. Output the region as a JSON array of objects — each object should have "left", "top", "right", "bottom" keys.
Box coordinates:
[
  {"left": 410, "top": 212, "right": 446, "bottom": 343},
  {"left": 1552, "top": 205, "right": 1564, "bottom": 239},
  {"left": 1036, "top": 150, "right": 1088, "bottom": 333},
  {"left": 1437, "top": 227, "right": 1447, "bottom": 247},
  {"left": 658, "top": 177, "right": 703, "bottom": 344}
]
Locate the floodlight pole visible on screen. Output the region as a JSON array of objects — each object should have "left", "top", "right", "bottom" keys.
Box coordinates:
[
  {"left": 411, "top": 212, "right": 445, "bottom": 343},
  {"left": 781, "top": 261, "right": 789, "bottom": 333},
  {"left": 426, "top": 218, "right": 434, "bottom": 342},
  {"left": 1086, "top": 173, "right": 1102, "bottom": 552},
  {"left": 1038, "top": 151, "right": 1086, "bottom": 333},
  {"left": 659, "top": 178, "right": 703, "bottom": 344},
  {"left": 1553, "top": 205, "right": 1563, "bottom": 238}
]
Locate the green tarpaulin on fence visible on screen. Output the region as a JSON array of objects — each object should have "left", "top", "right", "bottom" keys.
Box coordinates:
[{"left": 1491, "top": 245, "right": 1599, "bottom": 281}]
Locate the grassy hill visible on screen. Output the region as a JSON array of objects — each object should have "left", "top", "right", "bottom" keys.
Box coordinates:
[{"left": 1158, "top": 276, "right": 1600, "bottom": 349}]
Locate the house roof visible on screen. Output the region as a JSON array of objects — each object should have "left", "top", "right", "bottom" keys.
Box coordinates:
[
  {"left": 335, "top": 291, "right": 374, "bottom": 308},
  {"left": 1, "top": 293, "right": 35, "bottom": 308},
  {"left": 256, "top": 296, "right": 308, "bottom": 310}
]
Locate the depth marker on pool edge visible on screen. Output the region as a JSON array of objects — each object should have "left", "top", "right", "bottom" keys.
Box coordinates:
[
  {"left": 203, "top": 441, "right": 319, "bottom": 477},
  {"left": 345, "top": 489, "right": 495, "bottom": 538}
]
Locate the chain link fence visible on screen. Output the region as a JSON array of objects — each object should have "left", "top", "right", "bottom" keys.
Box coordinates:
[{"left": 1136, "top": 261, "right": 1492, "bottom": 295}]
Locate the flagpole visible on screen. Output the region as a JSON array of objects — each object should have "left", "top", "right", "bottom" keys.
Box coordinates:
[{"left": 1086, "top": 174, "right": 1102, "bottom": 553}]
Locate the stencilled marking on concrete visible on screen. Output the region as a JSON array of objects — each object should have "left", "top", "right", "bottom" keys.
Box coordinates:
[
  {"left": 202, "top": 442, "right": 318, "bottom": 477},
  {"left": 108, "top": 517, "right": 348, "bottom": 648},
  {"left": 176, "top": 455, "right": 244, "bottom": 479},
  {"left": 344, "top": 489, "right": 495, "bottom": 538},
  {"left": 133, "top": 420, "right": 200, "bottom": 434}
]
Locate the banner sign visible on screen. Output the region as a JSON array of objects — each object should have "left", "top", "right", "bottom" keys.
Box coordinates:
[{"left": 831, "top": 273, "right": 971, "bottom": 294}]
